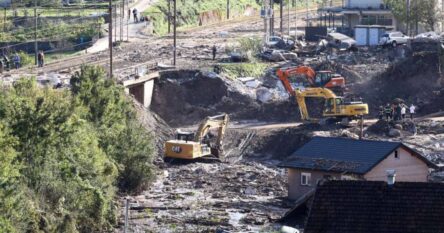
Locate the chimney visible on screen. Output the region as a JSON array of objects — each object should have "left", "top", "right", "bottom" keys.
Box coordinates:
[{"left": 386, "top": 169, "right": 396, "bottom": 186}]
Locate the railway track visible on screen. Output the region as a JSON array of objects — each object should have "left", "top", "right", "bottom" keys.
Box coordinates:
[{"left": 6, "top": 7, "right": 321, "bottom": 76}]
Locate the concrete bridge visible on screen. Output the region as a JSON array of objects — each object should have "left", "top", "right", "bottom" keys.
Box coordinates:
[{"left": 122, "top": 71, "right": 160, "bottom": 108}]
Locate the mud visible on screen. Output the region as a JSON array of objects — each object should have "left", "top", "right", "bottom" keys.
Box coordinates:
[
  {"left": 353, "top": 52, "right": 444, "bottom": 116},
  {"left": 150, "top": 70, "right": 300, "bottom": 127}
]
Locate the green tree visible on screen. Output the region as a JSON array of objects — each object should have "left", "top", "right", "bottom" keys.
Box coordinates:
[
  {"left": 71, "top": 66, "right": 155, "bottom": 193},
  {"left": 384, "top": 0, "right": 442, "bottom": 32},
  {"left": 0, "top": 79, "right": 118, "bottom": 232}
]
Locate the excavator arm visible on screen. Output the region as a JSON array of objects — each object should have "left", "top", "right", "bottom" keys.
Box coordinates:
[
  {"left": 194, "top": 114, "right": 229, "bottom": 149},
  {"left": 277, "top": 66, "right": 317, "bottom": 96},
  {"left": 294, "top": 88, "right": 338, "bottom": 121}
]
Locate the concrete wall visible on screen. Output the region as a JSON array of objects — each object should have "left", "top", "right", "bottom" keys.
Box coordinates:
[
  {"left": 127, "top": 80, "right": 154, "bottom": 108},
  {"left": 346, "top": 0, "right": 383, "bottom": 8},
  {"left": 288, "top": 169, "right": 342, "bottom": 201},
  {"left": 364, "top": 147, "right": 430, "bottom": 182}
]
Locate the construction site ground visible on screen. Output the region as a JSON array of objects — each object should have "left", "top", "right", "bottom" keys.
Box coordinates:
[
  {"left": 120, "top": 44, "right": 444, "bottom": 231},
  {"left": 3, "top": 5, "right": 443, "bottom": 232}
]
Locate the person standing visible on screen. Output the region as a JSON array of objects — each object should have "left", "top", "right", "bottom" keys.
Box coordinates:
[
  {"left": 378, "top": 106, "right": 384, "bottom": 120},
  {"left": 395, "top": 104, "right": 402, "bottom": 121},
  {"left": 3, "top": 54, "right": 10, "bottom": 70},
  {"left": 133, "top": 8, "right": 138, "bottom": 23},
  {"left": 400, "top": 104, "right": 406, "bottom": 119},
  {"left": 128, "top": 8, "right": 131, "bottom": 20},
  {"left": 13, "top": 52, "right": 20, "bottom": 69},
  {"left": 0, "top": 58, "right": 4, "bottom": 73},
  {"left": 37, "top": 50, "right": 44, "bottom": 67},
  {"left": 409, "top": 104, "right": 416, "bottom": 119},
  {"left": 384, "top": 103, "right": 392, "bottom": 121},
  {"left": 212, "top": 45, "right": 217, "bottom": 60}
]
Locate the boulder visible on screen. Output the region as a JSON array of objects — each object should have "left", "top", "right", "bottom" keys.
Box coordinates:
[
  {"left": 256, "top": 87, "right": 272, "bottom": 103},
  {"left": 393, "top": 124, "right": 403, "bottom": 130},
  {"left": 388, "top": 128, "right": 402, "bottom": 137}
]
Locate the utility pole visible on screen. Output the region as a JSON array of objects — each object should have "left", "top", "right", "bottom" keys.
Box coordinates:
[
  {"left": 34, "top": 0, "right": 38, "bottom": 65},
  {"left": 295, "top": 0, "right": 298, "bottom": 42},
  {"left": 263, "top": 0, "right": 268, "bottom": 43},
  {"left": 280, "top": 0, "right": 283, "bottom": 34},
  {"left": 3, "top": 8, "right": 6, "bottom": 32},
  {"left": 287, "top": 0, "right": 290, "bottom": 37},
  {"left": 270, "top": 0, "right": 274, "bottom": 36},
  {"left": 124, "top": 198, "right": 129, "bottom": 233},
  {"left": 306, "top": 0, "right": 309, "bottom": 26},
  {"left": 120, "top": 0, "right": 124, "bottom": 41},
  {"left": 173, "top": 0, "right": 176, "bottom": 66},
  {"left": 227, "top": 0, "right": 230, "bottom": 19},
  {"left": 406, "top": 0, "right": 410, "bottom": 36},
  {"left": 109, "top": 0, "right": 113, "bottom": 78},
  {"left": 126, "top": 0, "right": 129, "bottom": 41},
  {"left": 168, "top": 0, "right": 171, "bottom": 33},
  {"left": 114, "top": 5, "right": 117, "bottom": 42}
]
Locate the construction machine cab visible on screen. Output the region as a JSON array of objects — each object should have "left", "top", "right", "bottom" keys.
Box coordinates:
[
  {"left": 176, "top": 130, "right": 195, "bottom": 142},
  {"left": 315, "top": 71, "right": 332, "bottom": 87}
]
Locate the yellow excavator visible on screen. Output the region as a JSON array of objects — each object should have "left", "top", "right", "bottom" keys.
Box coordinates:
[
  {"left": 164, "top": 114, "right": 229, "bottom": 160},
  {"left": 278, "top": 70, "right": 368, "bottom": 124},
  {"left": 296, "top": 87, "right": 369, "bottom": 124}
]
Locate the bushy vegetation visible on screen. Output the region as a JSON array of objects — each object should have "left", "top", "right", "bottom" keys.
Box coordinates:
[
  {"left": 145, "top": 0, "right": 261, "bottom": 35},
  {"left": 0, "top": 65, "right": 155, "bottom": 232},
  {"left": 0, "top": 18, "right": 103, "bottom": 43},
  {"left": 219, "top": 62, "right": 268, "bottom": 79}
]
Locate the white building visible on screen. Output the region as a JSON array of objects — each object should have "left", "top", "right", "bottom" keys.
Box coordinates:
[{"left": 342, "top": 0, "right": 396, "bottom": 30}]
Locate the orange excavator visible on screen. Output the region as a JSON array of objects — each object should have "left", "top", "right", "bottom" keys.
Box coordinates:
[{"left": 276, "top": 66, "right": 345, "bottom": 94}]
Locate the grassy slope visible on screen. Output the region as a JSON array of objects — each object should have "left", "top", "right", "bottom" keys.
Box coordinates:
[{"left": 144, "top": 0, "right": 261, "bottom": 35}]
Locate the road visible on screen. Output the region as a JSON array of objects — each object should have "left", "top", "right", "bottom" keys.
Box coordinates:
[{"left": 87, "top": 0, "right": 156, "bottom": 53}]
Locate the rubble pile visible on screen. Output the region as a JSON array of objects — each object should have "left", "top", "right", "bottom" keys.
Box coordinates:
[
  {"left": 120, "top": 162, "right": 290, "bottom": 232},
  {"left": 354, "top": 52, "right": 444, "bottom": 115},
  {"left": 150, "top": 70, "right": 299, "bottom": 127}
]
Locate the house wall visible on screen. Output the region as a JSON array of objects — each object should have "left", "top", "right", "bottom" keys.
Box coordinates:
[
  {"left": 346, "top": 0, "right": 383, "bottom": 9},
  {"left": 364, "top": 147, "right": 429, "bottom": 182},
  {"left": 288, "top": 169, "right": 343, "bottom": 201}
]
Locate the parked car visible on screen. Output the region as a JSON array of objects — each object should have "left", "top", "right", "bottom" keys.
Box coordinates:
[
  {"left": 266, "top": 36, "right": 295, "bottom": 50},
  {"left": 326, "top": 32, "right": 357, "bottom": 51},
  {"left": 379, "top": 31, "right": 409, "bottom": 47}
]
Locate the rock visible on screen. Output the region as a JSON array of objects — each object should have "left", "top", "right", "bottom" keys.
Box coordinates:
[
  {"left": 244, "top": 187, "right": 257, "bottom": 195},
  {"left": 256, "top": 87, "right": 272, "bottom": 103},
  {"left": 238, "top": 77, "right": 256, "bottom": 83},
  {"left": 367, "top": 120, "right": 391, "bottom": 134},
  {"left": 245, "top": 80, "right": 262, "bottom": 88},
  {"left": 388, "top": 129, "right": 402, "bottom": 137},
  {"left": 394, "top": 124, "right": 403, "bottom": 130},
  {"left": 340, "top": 130, "right": 359, "bottom": 139},
  {"left": 202, "top": 71, "right": 220, "bottom": 79},
  {"left": 281, "top": 226, "right": 300, "bottom": 233}
]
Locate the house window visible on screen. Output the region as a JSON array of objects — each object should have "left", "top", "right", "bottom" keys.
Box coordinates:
[
  {"left": 394, "top": 150, "right": 399, "bottom": 159},
  {"left": 301, "top": 172, "right": 311, "bottom": 186}
]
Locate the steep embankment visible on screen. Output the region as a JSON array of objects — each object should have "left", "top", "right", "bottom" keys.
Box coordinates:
[{"left": 355, "top": 51, "right": 444, "bottom": 115}]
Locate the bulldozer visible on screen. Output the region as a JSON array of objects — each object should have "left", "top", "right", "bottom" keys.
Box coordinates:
[
  {"left": 164, "top": 114, "right": 229, "bottom": 160},
  {"left": 278, "top": 70, "right": 368, "bottom": 124},
  {"left": 276, "top": 66, "right": 346, "bottom": 94}
]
